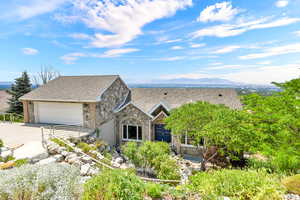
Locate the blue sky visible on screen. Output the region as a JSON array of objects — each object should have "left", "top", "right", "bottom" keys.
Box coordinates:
[{"left": 0, "top": 0, "right": 300, "bottom": 84}]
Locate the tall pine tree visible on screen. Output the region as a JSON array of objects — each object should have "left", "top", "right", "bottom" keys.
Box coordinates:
[{"left": 7, "top": 71, "right": 32, "bottom": 114}]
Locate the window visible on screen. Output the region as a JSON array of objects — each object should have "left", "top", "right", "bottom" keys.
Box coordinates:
[
  {"left": 181, "top": 134, "right": 204, "bottom": 146},
  {"left": 122, "top": 125, "right": 142, "bottom": 141}
]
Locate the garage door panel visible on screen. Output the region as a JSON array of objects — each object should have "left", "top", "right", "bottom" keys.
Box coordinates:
[{"left": 35, "top": 102, "right": 83, "bottom": 125}]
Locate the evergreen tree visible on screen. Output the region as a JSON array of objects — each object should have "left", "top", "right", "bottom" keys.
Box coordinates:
[{"left": 7, "top": 71, "right": 32, "bottom": 114}]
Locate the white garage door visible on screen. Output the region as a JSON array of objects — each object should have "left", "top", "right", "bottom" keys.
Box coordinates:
[{"left": 34, "top": 102, "right": 83, "bottom": 125}]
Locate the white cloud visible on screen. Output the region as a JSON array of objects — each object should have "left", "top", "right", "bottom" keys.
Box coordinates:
[
  {"left": 240, "top": 43, "right": 300, "bottom": 60},
  {"left": 159, "top": 56, "right": 186, "bottom": 61},
  {"left": 190, "top": 43, "right": 206, "bottom": 48},
  {"left": 69, "top": 33, "right": 91, "bottom": 40},
  {"left": 61, "top": 48, "right": 139, "bottom": 64},
  {"left": 161, "top": 64, "right": 300, "bottom": 84},
  {"left": 160, "top": 73, "right": 214, "bottom": 80},
  {"left": 171, "top": 46, "right": 184, "bottom": 50},
  {"left": 275, "top": 0, "right": 289, "bottom": 8},
  {"left": 94, "top": 48, "right": 140, "bottom": 58},
  {"left": 197, "top": 1, "right": 240, "bottom": 23},
  {"left": 4, "top": 0, "right": 68, "bottom": 20},
  {"left": 65, "top": 0, "right": 192, "bottom": 48},
  {"left": 294, "top": 30, "right": 300, "bottom": 37},
  {"left": 210, "top": 62, "right": 223, "bottom": 66},
  {"left": 257, "top": 61, "right": 272, "bottom": 65},
  {"left": 221, "top": 64, "right": 300, "bottom": 84},
  {"left": 209, "top": 64, "right": 242, "bottom": 70},
  {"left": 60, "top": 52, "right": 86, "bottom": 64},
  {"left": 212, "top": 45, "right": 241, "bottom": 54},
  {"left": 22, "top": 48, "right": 39, "bottom": 55},
  {"left": 192, "top": 17, "right": 300, "bottom": 38}
]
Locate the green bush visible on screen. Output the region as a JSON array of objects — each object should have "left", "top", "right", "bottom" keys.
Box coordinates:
[
  {"left": 122, "top": 142, "right": 140, "bottom": 166},
  {"left": 77, "top": 142, "right": 97, "bottom": 153},
  {"left": 154, "top": 155, "right": 181, "bottom": 180},
  {"left": 122, "top": 141, "right": 180, "bottom": 180},
  {"left": 270, "top": 151, "right": 300, "bottom": 174},
  {"left": 83, "top": 169, "right": 145, "bottom": 200},
  {"left": 282, "top": 174, "right": 300, "bottom": 195},
  {"left": 145, "top": 182, "right": 168, "bottom": 198},
  {"left": 14, "top": 159, "right": 29, "bottom": 167},
  {"left": 0, "top": 139, "right": 3, "bottom": 148},
  {"left": 247, "top": 152, "right": 300, "bottom": 174},
  {"left": 188, "top": 169, "right": 285, "bottom": 200},
  {"left": 50, "top": 138, "right": 73, "bottom": 152}
]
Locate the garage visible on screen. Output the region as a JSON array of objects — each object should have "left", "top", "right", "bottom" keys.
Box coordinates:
[{"left": 34, "top": 102, "right": 83, "bottom": 125}]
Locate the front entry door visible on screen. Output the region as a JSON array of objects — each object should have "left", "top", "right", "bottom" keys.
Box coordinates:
[{"left": 154, "top": 124, "right": 171, "bottom": 143}]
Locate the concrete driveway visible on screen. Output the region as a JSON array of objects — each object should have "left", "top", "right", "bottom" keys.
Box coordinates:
[
  {"left": 0, "top": 123, "right": 45, "bottom": 147},
  {"left": 0, "top": 123, "right": 91, "bottom": 147}
]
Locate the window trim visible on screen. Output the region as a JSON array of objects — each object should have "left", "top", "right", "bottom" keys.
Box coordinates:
[
  {"left": 122, "top": 124, "right": 143, "bottom": 142},
  {"left": 180, "top": 133, "right": 195, "bottom": 147}
]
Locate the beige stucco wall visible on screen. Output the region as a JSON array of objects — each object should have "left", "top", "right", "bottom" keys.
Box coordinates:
[{"left": 98, "top": 119, "right": 116, "bottom": 146}]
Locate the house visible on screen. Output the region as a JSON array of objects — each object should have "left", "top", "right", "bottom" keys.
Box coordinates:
[{"left": 20, "top": 75, "right": 242, "bottom": 155}]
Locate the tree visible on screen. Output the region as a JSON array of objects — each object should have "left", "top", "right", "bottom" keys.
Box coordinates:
[
  {"left": 7, "top": 71, "right": 32, "bottom": 114},
  {"left": 242, "top": 78, "right": 300, "bottom": 173},
  {"left": 32, "top": 65, "right": 60, "bottom": 87},
  {"left": 165, "top": 102, "right": 255, "bottom": 170}
]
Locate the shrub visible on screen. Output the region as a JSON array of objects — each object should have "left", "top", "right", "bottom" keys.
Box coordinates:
[
  {"left": 122, "top": 141, "right": 180, "bottom": 180},
  {"left": 77, "top": 142, "right": 96, "bottom": 153},
  {"left": 188, "top": 169, "right": 285, "bottom": 200},
  {"left": 270, "top": 151, "right": 300, "bottom": 174},
  {"left": 154, "top": 155, "right": 181, "bottom": 180},
  {"left": 0, "top": 139, "right": 3, "bottom": 148},
  {"left": 83, "top": 169, "right": 145, "bottom": 200},
  {"left": 247, "top": 152, "right": 300, "bottom": 174},
  {"left": 14, "top": 159, "right": 29, "bottom": 167},
  {"left": 50, "top": 138, "right": 73, "bottom": 151},
  {"left": 122, "top": 141, "right": 140, "bottom": 166},
  {"left": 282, "top": 174, "right": 300, "bottom": 195},
  {"left": 0, "top": 163, "right": 82, "bottom": 200},
  {"left": 145, "top": 182, "right": 168, "bottom": 198}
]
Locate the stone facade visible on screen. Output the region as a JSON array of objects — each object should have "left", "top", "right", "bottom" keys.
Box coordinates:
[
  {"left": 96, "top": 78, "right": 130, "bottom": 127},
  {"left": 115, "top": 104, "right": 152, "bottom": 144},
  {"left": 83, "top": 103, "right": 96, "bottom": 129}
]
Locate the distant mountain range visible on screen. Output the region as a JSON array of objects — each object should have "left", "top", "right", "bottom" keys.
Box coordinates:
[
  {"left": 129, "top": 78, "right": 278, "bottom": 89},
  {"left": 153, "top": 78, "right": 241, "bottom": 85}
]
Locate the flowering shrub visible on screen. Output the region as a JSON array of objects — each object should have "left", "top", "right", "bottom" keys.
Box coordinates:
[{"left": 0, "top": 163, "right": 82, "bottom": 200}]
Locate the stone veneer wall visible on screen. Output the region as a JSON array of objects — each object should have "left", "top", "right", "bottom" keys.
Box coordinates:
[
  {"left": 115, "top": 104, "right": 152, "bottom": 145},
  {"left": 96, "top": 78, "right": 130, "bottom": 127},
  {"left": 83, "top": 103, "right": 96, "bottom": 129}
]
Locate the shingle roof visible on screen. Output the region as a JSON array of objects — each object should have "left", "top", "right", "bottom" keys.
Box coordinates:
[
  {"left": 20, "top": 75, "right": 119, "bottom": 102},
  {"left": 130, "top": 88, "right": 242, "bottom": 114}
]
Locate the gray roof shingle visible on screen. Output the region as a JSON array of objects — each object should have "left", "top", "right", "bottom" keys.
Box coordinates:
[
  {"left": 20, "top": 75, "right": 119, "bottom": 102},
  {"left": 130, "top": 88, "right": 242, "bottom": 114}
]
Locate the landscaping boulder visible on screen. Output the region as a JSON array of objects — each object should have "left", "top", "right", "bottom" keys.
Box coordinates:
[
  {"left": 37, "top": 157, "right": 57, "bottom": 165},
  {"left": 80, "top": 163, "right": 91, "bottom": 176},
  {"left": 54, "top": 154, "right": 64, "bottom": 162},
  {"left": 0, "top": 149, "right": 13, "bottom": 158},
  {"left": 114, "top": 157, "right": 124, "bottom": 164}
]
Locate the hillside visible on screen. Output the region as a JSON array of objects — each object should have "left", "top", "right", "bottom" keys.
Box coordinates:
[{"left": 0, "top": 90, "right": 10, "bottom": 112}]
